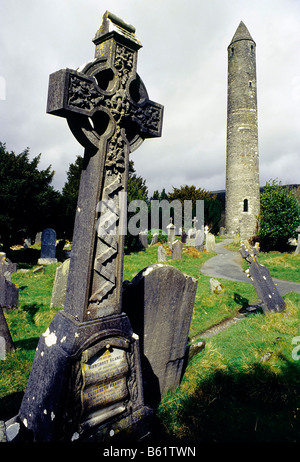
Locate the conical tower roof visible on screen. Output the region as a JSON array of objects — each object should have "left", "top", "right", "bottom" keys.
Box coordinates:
[{"left": 229, "top": 21, "right": 255, "bottom": 45}]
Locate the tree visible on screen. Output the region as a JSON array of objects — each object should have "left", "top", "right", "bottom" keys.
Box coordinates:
[
  {"left": 60, "top": 155, "right": 83, "bottom": 240},
  {"left": 0, "top": 143, "right": 60, "bottom": 248},
  {"left": 168, "top": 185, "right": 223, "bottom": 234},
  {"left": 259, "top": 179, "right": 300, "bottom": 251}
]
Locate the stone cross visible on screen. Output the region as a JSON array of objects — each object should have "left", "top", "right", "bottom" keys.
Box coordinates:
[
  {"left": 11, "top": 11, "right": 163, "bottom": 443},
  {"left": 47, "top": 11, "right": 163, "bottom": 322}
]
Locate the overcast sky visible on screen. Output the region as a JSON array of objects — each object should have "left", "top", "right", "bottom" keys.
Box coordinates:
[{"left": 1, "top": 0, "right": 300, "bottom": 196}]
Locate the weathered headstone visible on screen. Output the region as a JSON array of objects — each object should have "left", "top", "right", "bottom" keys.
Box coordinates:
[
  {"left": 0, "top": 306, "right": 15, "bottom": 359},
  {"left": 0, "top": 274, "right": 18, "bottom": 309},
  {"left": 150, "top": 232, "right": 158, "bottom": 246},
  {"left": 240, "top": 243, "right": 285, "bottom": 313},
  {"left": 205, "top": 233, "right": 215, "bottom": 252},
  {"left": 122, "top": 264, "right": 197, "bottom": 406},
  {"left": 195, "top": 228, "right": 204, "bottom": 251},
  {"left": 167, "top": 218, "right": 175, "bottom": 244},
  {"left": 35, "top": 232, "right": 42, "bottom": 244},
  {"left": 50, "top": 259, "right": 71, "bottom": 308},
  {"left": 38, "top": 228, "right": 57, "bottom": 264},
  {"left": 0, "top": 256, "right": 17, "bottom": 282},
  {"left": 8, "top": 11, "right": 163, "bottom": 443},
  {"left": 172, "top": 239, "right": 182, "bottom": 260},
  {"left": 157, "top": 245, "right": 167, "bottom": 262}
]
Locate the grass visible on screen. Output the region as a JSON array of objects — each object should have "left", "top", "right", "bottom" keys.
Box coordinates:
[{"left": 0, "top": 242, "right": 300, "bottom": 442}]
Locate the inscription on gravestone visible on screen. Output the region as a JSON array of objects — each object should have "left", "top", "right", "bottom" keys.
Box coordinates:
[{"left": 9, "top": 11, "right": 163, "bottom": 443}]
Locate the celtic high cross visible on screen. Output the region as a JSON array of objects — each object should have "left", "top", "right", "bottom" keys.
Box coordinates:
[{"left": 47, "top": 11, "right": 163, "bottom": 322}]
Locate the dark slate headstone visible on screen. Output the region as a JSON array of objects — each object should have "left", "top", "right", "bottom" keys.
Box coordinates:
[
  {"left": 38, "top": 228, "right": 57, "bottom": 264},
  {"left": 240, "top": 243, "right": 285, "bottom": 313},
  {"left": 0, "top": 274, "right": 18, "bottom": 309},
  {"left": 123, "top": 264, "right": 198, "bottom": 406}
]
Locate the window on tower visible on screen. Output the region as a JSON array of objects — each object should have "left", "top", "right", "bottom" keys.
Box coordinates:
[{"left": 243, "top": 199, "right": 249, "bottom": 212}]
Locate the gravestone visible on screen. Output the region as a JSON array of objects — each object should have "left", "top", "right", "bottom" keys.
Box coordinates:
[
  {"left": 0, "top": 306, "right": 15, "bottom": 359},
  {"left": 35, "top": 232, "right": 42, "bottom": 244},
  {"left": 195, "top": 228, "right": 204, "bottom": 251},
  {"left": 122, "top": 264, "right": 197, "bottom": 406},
  {"left": 167, "top": 218, "right": 175, "bottom": 244},
  {"left": 205, "top": 233, "right": 215, "bottom": 252},
  {"left": 240, "top": 243, "right": 285, "bottom": 313},
  {"left": 150, "top": 232, "right": 158, "bottom": 246},
  {"left": 50, "top": 259, "right": 71, "bottom": 308},
  {"left": 157, "top": 245, "right": 167, "bottom": 262},
  {"left": 0, "top": 256, "right": 17, "bottom": 282},
  {"left": 0, "top": 275, "right": 18, "bottom": 309},
  {"left": 8, "top": 11, "right": 163, "bottom": 443},
  {"left": 172, "top": 240, "right": 182, "bottom": 260},
  {"left": 38, "top": 228, "right": 57, "bottom": 264},
  {"left": 181, "top": 230, "right": 187, "bottom": 244}
]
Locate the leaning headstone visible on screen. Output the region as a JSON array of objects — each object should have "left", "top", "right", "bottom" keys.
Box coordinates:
[
  {"left": 205, "top": 233, "right": 215, "bottom": 252},
  {"left": 157, "top": 245, "right": 167, "bottom": 262},
  {"left": 172, "top": 240, "right": 182, "bottom": 260},
  {"left": 150, "top": 232, "right": 158, "bottom": 246},
  {"left": 240, "top": 243, "right": 285, "bottom": 313},
  {"left": 122, "top": 264, "right": 197, "bottom": 406},
  {"left": 50, "top": 259, "right": 71, "bottom": 308},
  {"left": 8, "top": 11, "right": 163, "bottom": 443},
  {"left": 38, "top": 228, "right": 57, "bottom": 264}
]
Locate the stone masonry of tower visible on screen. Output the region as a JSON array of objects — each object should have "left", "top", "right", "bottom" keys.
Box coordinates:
[{"left": 225, "top": 21, "right": 260, "bottom": 239}]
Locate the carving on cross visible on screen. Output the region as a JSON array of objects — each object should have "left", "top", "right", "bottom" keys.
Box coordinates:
[{"left": 47, "top": 11, "right": 163, "bottom": 321}]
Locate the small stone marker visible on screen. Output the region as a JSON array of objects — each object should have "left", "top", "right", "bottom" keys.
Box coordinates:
[
  {"left": 9, "top": 11, "right": 163, "bottom": 443},
  {"left": 167, "top": 218, "right": 175, "bottom": 244},
  {"left": 240, "top": 243, "right": 285, "bottom": 313},
  {"left": 50, "top": 259, "right": 70, "bottom": 308},
  {"left": 123, "top": 264, "right": 198, "bottom": 406},
  {"left": 205, "top": 233, "right": 216, "bottom": 252},
  {"left": 38, "top": 228, "right": 57, "bottom": 264},
  {"left": 157, "top": 245, "right": 167, "bottom": 262},
  {"left": 210, "top": 278, "right": 224, "bottom": 294},
  {"left": 172, "top": 239, "right": 182, "bottom": 260}
]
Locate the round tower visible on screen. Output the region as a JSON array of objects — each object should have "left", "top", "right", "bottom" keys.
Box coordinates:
[{"left": 225, "top": 21, "right": 260, "bottom": 239}]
